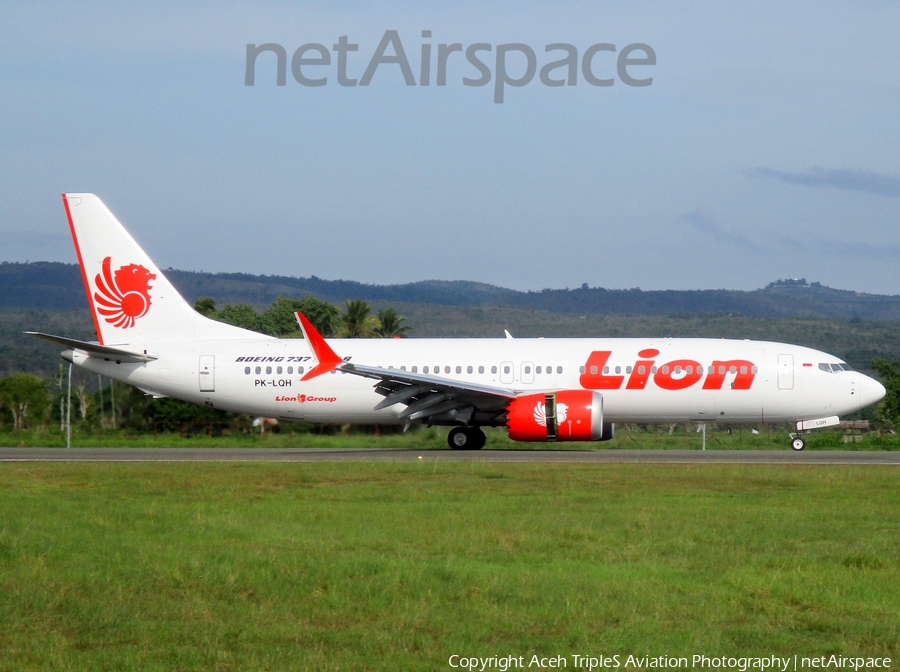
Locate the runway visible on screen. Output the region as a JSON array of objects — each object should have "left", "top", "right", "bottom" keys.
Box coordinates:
[{"left": 1, "top": 448, "right": 899, "bottom": 464}]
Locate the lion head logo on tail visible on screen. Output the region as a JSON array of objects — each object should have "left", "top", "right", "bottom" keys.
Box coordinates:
[{"left": 93, "top": 256, "right": 156, "bottom": 329}]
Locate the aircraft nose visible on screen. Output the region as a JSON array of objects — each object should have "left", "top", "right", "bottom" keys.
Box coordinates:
[{"left": 858, "top": 374, "right": 886, "bottom": 408}]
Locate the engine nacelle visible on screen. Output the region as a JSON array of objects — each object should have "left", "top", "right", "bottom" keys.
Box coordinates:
[{"left": 507, "top": 391, "right": 606, "bottom": 442}]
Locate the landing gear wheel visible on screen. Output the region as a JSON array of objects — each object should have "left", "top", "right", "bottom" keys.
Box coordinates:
[
  {"left": 448, "top": 427, "right": 486, "bottom": 450},
  {"left": 448, "top": 427, "right": 470, "bottom": 450},
  {"left": 791, "top": 437, "right": 806, "bottom": 451}
]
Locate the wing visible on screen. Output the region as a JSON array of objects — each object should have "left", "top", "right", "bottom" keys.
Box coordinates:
[
  {"left": 294, "top": 311, "right": 516, "bottom": 426},
  {"left": 340, "top": 362, "right": 516, "bottom": 426}
]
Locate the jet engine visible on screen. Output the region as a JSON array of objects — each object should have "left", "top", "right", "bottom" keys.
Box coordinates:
[{"left": 506, "top": 390, "right": 613, "bottom": 442}]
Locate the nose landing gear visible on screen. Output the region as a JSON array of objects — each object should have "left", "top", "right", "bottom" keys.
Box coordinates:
[{"left": 789, "top": 416, "right": 840, "bottom": 451}]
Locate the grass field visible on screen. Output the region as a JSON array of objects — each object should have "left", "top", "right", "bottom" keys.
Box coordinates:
[{"left": 0, "top": 462, "right": 898, "bottom": 671}]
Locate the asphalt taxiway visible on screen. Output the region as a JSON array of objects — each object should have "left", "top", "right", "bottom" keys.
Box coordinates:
[{"left": 0, "top": 448, "right": 898, "bottom": 464}]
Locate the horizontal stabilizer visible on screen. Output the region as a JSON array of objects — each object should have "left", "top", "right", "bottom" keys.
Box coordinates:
[{"left": 26, "top": 332, "right": 157, "bottom": 362}]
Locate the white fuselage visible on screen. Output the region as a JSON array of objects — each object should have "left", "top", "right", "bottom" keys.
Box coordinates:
[{"left": 69, "top": 336, "right": 885, "bottom": 426}]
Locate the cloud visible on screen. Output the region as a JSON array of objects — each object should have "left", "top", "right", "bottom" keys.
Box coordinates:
[
  {"left": 746, "top": 166, "right": 900, "bottom": 198},
  {"left": 778, "top": 235, "right": 900, "bottom": 260},
  {"left": 679, "top": 205, "right": 900, "bottom": 262},
  {"left": 680, "top": 206, "right": 764, "bottom": 251}
]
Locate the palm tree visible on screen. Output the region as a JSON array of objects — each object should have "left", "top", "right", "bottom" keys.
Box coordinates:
[
  {"left": 338, "top": 299, "right": 379, "bottom": 338},
  {"left": 374, "top": 308, "right": 411, "bottom": 338},
  {"left": 194, "top": 297, "right": 217, "bottom": 317}
]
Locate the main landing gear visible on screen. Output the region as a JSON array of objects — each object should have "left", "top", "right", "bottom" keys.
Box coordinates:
[{"left": 448, "top": 426, "right": 487, "bottom": 450}]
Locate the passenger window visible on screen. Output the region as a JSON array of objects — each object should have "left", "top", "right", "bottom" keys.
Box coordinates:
[
  {"left": 579, "top": 366, "right": 585, "bottom": 374},
  {"left": 638, "top": 366, "right": 645, "bottom": 374},
  {"left": 445, "top": 366, "right": 451, "bottom": 374},
  {"left": 729, "top": 366, "right": 736, "bottom": 374},
  {"left": 615, "top": 366, "right": 621, "bottom": 374},
  {"left": 674, "top": 366, "right": 681, "bottom": 374},
  {"left": 651, "top": 366, "right": 657, "bottom": 374},
  {"left": 266, "top": 366, "right": 272, "bottom": 374},
  {"left": 603, "top": 366, "right": 609, "bottom": 374},
  {"left": 662, "top": 366, "right": 669, "bottom": 374},
  {"left": 244, "top": 366, "right": 251, "bottom": 375},
  {"left": 255, "top": 366, "right": 261, "bottom": 375},
  {"left": 752, "top": 366, "right": 758, "bottom": 374},
  {"left": 277, "top": 366, "right": 283, "bottom": 375},
  {"left": 590, "top": 366, "right": 598, "bottom": 375},
  {"left": 456, "top": 366, "right": 462, "bottom": 374},
  {"left": 718, "top": 366, "right": 725, "bottom": 375},
  {"left": 685, "top": 366, "right": 692, "bottom": 374},
  {"left": 491, "top": 366, "right": 497, "bottom": 374},
  {"left": 557, "top": 366, "right": 563, "bottom": 374},
  {"left": 423, "top": 366, "right": 429, "bottom": 374},
  {"left": 288, "top": 366, "right": 293, "bottom": 374},
  {"left": 401, "top": 366, "right": 406, "bottom": 371},
  {"left": 536, "top": 366, "right": 542, "bottom": 374},
  {"left": 740, "top": 366, "right": 747, "bottom": 375},
  {"left": 479, "top": 366, "right": 485, "bottom": 374},
  {"left": 298, "top": 366, "right": 305, "bottom": 374},
  {"left": 524, "top": 366, "right": 531, "bottom": 374},
  {"left": 503, "top": 365, "right": 511, "bottom": 374},
  {"left": 412, "top": 366, "right": 418, "bottom": 373},
  {"left": 467, "top": 366, "right": 473, "bottom": 374}
]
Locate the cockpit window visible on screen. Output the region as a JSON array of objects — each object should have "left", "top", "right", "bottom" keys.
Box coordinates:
[{"left": 819, "top": 362, "right": 854, "bottom": 373}]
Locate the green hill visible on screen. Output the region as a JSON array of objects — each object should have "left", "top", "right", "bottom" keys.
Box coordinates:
[{"left": 2, "top": 262, "right": 899, "bottom": 320}]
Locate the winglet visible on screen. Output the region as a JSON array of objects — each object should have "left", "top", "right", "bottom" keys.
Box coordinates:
[{"left": 295, "top": 312, "right": 344, "bottom": 380}]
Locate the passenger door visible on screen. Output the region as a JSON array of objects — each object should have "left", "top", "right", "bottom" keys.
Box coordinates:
[{"left": 777, "top": 354, "right": 793, "bottom": 390}]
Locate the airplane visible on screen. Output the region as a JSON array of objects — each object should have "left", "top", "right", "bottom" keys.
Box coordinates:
[{"left": 29, "top": 194, "right": 886, "bottom": 451}]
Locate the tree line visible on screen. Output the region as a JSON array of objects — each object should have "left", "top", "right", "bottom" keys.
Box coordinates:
[{"left": 194, "top": 295, "right": 410, "bottom": 338}]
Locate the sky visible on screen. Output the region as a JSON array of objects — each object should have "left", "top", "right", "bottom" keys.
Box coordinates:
[{"left": 1, "top": 1, "right": 899, "bottom": 294}]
